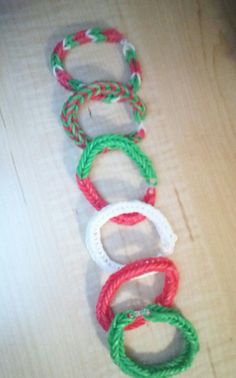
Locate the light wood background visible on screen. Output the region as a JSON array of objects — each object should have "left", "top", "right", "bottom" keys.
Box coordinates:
[{"left": 0, "top": 1, "right": 236, "bottom": 377}]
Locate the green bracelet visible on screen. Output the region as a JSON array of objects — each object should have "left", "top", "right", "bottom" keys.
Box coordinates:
[
  {"left": 77, "top": 133, "right": 157, "bottom": 185},
  {"left": 108, "top": 304, "right": 199, "bottom": 378}
]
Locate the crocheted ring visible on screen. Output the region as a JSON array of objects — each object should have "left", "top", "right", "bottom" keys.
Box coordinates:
[
  {"left": 76, "top": 134, "right": 158, "bottom": 225},
  {"left": 96, "top": 257, "right": 179, "bottom": 331},
  {"left": 108, "top": 304, "right": 199, "bottom": 378},
  {"left": 85, "top": 201, "right": 177, "bottom": 272},
  {"left": 61, "top": 81, "right": 146, "bottom": 148},
  {"left": 51, "top": 28, "right": 142, "bottom": 92}
]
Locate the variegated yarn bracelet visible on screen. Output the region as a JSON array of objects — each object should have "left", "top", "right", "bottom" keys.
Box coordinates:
[{"left": 51, "top": 27, "right": 199, "bottom": 378}]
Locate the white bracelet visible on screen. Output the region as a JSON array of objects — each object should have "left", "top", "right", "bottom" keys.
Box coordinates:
[{"left": 85, "top": 201, "right": 177, "bottom": 272}]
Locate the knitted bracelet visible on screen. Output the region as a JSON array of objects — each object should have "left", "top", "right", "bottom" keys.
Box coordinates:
[
  {"left": 76, "top": 134, "right": 158, "bottom": 225},
  {"left": 96, "top": 257, "right": 179, "bottom": 331},
  {"left": 108, "top": 304, "right": 199, "bottom": 378},
  {"left": 85, "top": 201, "right": 177, "bottom": 272},
  {"left": 51, "top": 28, "right": 142, "bottom": 92},
  {"left": 61, "top": 81, "right": 146, "bottom": 148}
]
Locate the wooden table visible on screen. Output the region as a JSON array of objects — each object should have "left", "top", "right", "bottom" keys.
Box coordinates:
[{"left": 0, "top": 1, "right": 236, "bottom": 377}]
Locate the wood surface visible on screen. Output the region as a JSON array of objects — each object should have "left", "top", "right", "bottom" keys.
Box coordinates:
[{"left": 0, "top": 0, "right": 236, "bottom": 377}]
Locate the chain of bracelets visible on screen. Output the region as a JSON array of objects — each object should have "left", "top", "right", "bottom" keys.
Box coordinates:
[{"left": 51, "top": 27, "right": 199, "bottom": 378}]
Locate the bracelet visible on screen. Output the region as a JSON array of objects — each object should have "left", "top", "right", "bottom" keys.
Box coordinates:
[
  {"left": 76, "top": 134, "right": 158, "bottom": 225},
  {"left": 61, "top": 81, "right": 146, "bottom": 148},
  {"left": 96, "top": 257, "right": 179, "bottom": 331},
  {"left": 108, "top": 304, "right": 199, "bottom": 378},
  {"left": 51, "top": 28, "right": 142, "bottom": 92},
  {"left": 85, "top": 201, "right": 177, "bottom": 272}
]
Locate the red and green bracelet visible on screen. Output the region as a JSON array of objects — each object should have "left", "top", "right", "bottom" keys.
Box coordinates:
[
  {"left": 76, "top": 134, "right": 157, "bottom": 225},
  {"left": 51, "top": 28, "right": 142, "bottom": 92},
  {"left": 96, "top": 257, "right": 179, "bottom": 331},
  {"left": 97, "top": 259, "right": 199, "bottom": 377},
  {"left": 61, "top": 81, "right": 146, "bottom": 148}
]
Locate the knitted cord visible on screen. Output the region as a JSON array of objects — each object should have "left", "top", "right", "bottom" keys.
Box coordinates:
[
  {"left": 61, "top": 81, "right": 146, "bottom": 148},
  {"left": 76, "top": 134, "right": 158, "bottom": 225},
  {"left": 96, "top": 257, "right": 179, "bottom": 331},
  {"left": 51, "top": 28, "right": 142, "bottom": 92},
  {"left": 108, "top": 304, "right": 199, "bottom": 378},
  {"left": 85, "top": 201, "right": 177, "bottom": 272}
]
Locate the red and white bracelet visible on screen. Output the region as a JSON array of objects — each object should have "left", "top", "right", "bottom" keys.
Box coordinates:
[{"left": 85, "top": 201, "right": 177, "bottom": 272}]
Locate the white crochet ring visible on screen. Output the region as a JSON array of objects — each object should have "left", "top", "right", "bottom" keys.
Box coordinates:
[{"left": 85, "top": 201, "right": 177, "bottom": 272}]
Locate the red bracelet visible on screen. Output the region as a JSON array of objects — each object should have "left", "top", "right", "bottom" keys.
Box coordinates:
[{"left": 96, "top": 257, "right": 179, "bottom": 331}]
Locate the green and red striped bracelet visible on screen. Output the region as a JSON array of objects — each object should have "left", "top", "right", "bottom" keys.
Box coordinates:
[
  {"left": 51, "top": 27, "right": 142, "bottom": 92},
  {"left": 61, "top": 81, "right": 146, "bottom": 148}
]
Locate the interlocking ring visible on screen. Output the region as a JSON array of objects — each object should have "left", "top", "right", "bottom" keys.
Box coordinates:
[
  {"left": 85, "top": 201, "right": 177, "bottom": 272},
  {"left": 96, "top": 257, "right": 179, "bottom": 331},
  {"left": 108, "top": 304, "right": 199, "bottom": 378},
  {"left": 51, "top": 28, "right": 142, "bottom": 92},
  {"left": 61, "top": 81, "right": 146, "bottom": 148},
  {"left": 77, "top": 135, "right": 158, "bottom": 226}
]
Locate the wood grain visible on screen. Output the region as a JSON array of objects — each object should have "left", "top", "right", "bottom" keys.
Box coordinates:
[{"left": 0, "top": 0, "right": 236, "bottom": 377}]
